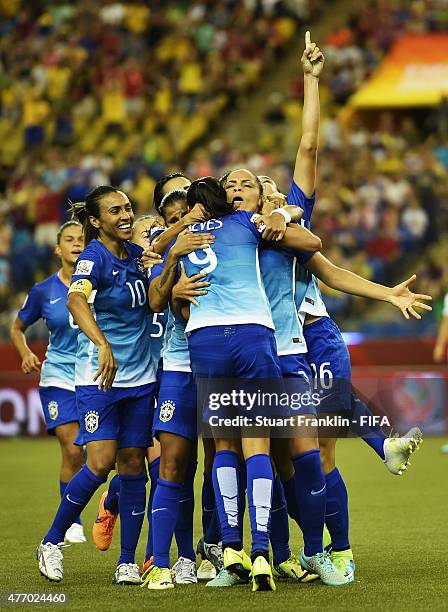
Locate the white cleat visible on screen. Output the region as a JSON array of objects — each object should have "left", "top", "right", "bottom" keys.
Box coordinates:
[
  {"left": 64, "top": 523, "right": 87, "bottom": 544},
  {"left": 384, "top": 427, "right": 423, "bottom": 475},
  {"left": 112, "top": 563, "right": 141, "bottom": 585},
  {"left": 197, "top": 559, "right": 217, "bottom": 580},
  {"left": 37, "top": 542, "right": 63, "bottom": 582},
  {"left": 172, "top": 557, "right": 197, "bottom": 584}
]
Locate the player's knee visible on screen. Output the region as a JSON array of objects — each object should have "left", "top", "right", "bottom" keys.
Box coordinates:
[
  {"left": 159, "top": 455, "right": 186, "bottom": 483},
  {"left": 319, "top": 440, "right": 336, "bottom": 474},
  {"left": 63, "top": 445, "right": 84, "bottom": 471},
  {"left": 116, "top": 450, "right": 146, "bottom": 475},
  {"left": 87, "top": 456, "right": 115, "bottom": 479}
]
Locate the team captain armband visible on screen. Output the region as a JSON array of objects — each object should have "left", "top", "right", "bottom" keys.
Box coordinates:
[{"left": 68, "top": 278, "right": 94, "bottom": 300}]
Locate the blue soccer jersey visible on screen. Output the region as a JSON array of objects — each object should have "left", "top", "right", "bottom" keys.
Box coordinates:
[
  {"left": 18, "top": 273, "right": 78, "bottom": 391},
  {"left": 287, "top": 180, "right": 328, "bottom": 319},
  {"left": 181, "top": 211, "right": 274, "bottom": 333},
  {"left": 259, "top": 243, "right": 308, "bottom": 355},
  {"left": 151, "top": 249, "right": 191, "bottom": 373},
  {"left": 149, "top": 309, "right": 168, "bottom": 371},
  {"left": 71, "top": 239, "right": 155, "bottom": 387}
]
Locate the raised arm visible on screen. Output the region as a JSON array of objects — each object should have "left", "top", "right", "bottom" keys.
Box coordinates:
[
  {"left": 293, "top": 30, "right": 324, "bottom": 197},
  {"left": 306, "top": 253, "right": 432, "bottom": 320}
]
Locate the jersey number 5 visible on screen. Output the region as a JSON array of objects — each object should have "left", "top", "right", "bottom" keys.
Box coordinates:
[{"left": 187, "top": 246, "right": 217, "bottom": 274}]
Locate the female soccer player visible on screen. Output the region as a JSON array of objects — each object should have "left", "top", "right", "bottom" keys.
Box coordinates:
[
  {"left": 36, "top": 186, "right": 157, "bottom": 585},
  {"left": 11, "top": 221, "right": 86, "bottom": 545},
  {"left": 156, "top": 176, "right": 321, "bottom": 592}
]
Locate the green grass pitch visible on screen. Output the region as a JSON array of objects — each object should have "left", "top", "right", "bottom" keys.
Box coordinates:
[{"left": 1, "top": 437, "right": 446, "bottom": 611}]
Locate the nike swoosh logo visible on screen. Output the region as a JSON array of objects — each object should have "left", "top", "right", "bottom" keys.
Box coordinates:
[
  {"left": 326, "top": 511, "right": 339, "bottom": 517},
  {"left": 50, "top": 298, "right": 62, "bottom": 304},
  {"left": 131, "top": 510, "right": 145, "bottom": 516},
  {"left": 310, "top": 485, "right": 326, "bottom": 496},
  {"left": 112, "top": 270, "right": 119, "bottom": 275},
  {"left": 151, "top": 508, "right": 167, "bottom": 514},
  {"left": 66, "top": 494, "right": 83, "bottom": 505}
]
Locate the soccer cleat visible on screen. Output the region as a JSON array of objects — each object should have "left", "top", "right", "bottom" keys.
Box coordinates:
[
  {"left": 223, "top": 547, "right": 252, "bottom": 582},
  {"left": 197, "top": 560, "right": 217, "bottom": 581},
  {"left": 140, "top": 566, "right": 174, "bottom": 590},
  {"left": 197, "top": 538, "right": 224, "bottom": 573},
  {"left": 300, "top": 550, "right": 348, "bottom": 586},
  {"left": 141, "top": 556, "right": 154, "bottom": 575},
  {"left": 36, "top": 542, "right": 63, "bottom": 582},
  {"left": 273, "top": 553, "right": 319, "bottom": 583},
  {"left": 251, "top": 556, "right": 276, "bottom": 592},
  {"left": 172, "top": 557, "right": 197, "bottom": 584},
  {"left": 64, "top": 523, "right": 86, "bottom": 544},
  {"left": 112, "top": 563, "right": 141, "bottom": 585},
  {"left": 383, "top": 427, "right": 423, "bottom": 475},
  {"left": 92, "top": 491, "right": 118, "bottom": 551},
  {"left": 331, "top": 550, "right": 355, "bottom": 583},
  {"left": 206, "top": 567, "right": 243, "bottom": 587}
]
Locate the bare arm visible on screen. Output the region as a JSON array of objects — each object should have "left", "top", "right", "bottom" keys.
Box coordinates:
[
  {"left": 306, "top": 253, "right": 432, "bottom": 319},
  {"left": 293, "top": 31, "right": 324, "bottom": 197},
  {"left": 10, "top": 316, "right": 41, "bottom": 374},
  {"left": 67, "top": 291, "right": 117, "bottom": 390},
  {"left": 278, "top": 224, "right": 322, "bottom": 252},
  {"left": 434, "top": 315, "right": 448, "bottom": 362},
  {"left": 149, "top": 232, "right": 214, "bottom": 312},
  {"left": 151, "top": 204, "right": 210, "bottom": 255}
]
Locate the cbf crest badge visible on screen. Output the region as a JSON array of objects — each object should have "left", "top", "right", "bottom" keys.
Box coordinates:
[
  {"left": 134, "top": 257, "right": 147, "bottom": 278},
  {"left": 48, "top": 401, "right": 59, "bottom": 420},
  {"left": 85, "top": 410, "right": 99, "bottom": 433},
  {"left": 159, "top": 401, "right": 175, "bottom": 423}
]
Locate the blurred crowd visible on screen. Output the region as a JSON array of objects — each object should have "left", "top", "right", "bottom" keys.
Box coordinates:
[{"left": 0, "top": 0, "right": 447, "bottom": 339}]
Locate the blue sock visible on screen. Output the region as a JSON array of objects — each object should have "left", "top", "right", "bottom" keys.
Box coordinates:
[
  {"left": 270, "top": 475, "right": 290, "bottom": 566},
  {"left": 212, "top": 451, "right": 241, "bottom": 547},
  {"left": 118, "top": 473, "right": 147, "bottom": 565},
  {"left": 60, "top": 480, "right": 81, "bottom": 525},
  {"left": 282, "top": 475, "right": 302, "bottom": 528},
  {"left": 145, "top": 457, "right": 160, "bottom": 562},
  {"left": 104, "top": 473, "right": 120, "bottom": 515},
  {"left": 246, "top": 454, "right": 273, "bottom": 557},
  {"left": 292, "top": 449, "right": 326, "bottom": 557},
  {"left": 237, "top": 461, "right": 247, "bottom": 542},
  {"left": 204, "top": 509, "right": 221, "bottom": 545},
  {"left": 152, "top": 478, "right": 181, "bottom": 568},
  {"left": 175, "top": 461, "right": 197, "bottom": 561},
  {"left": 350, "top": 393, "right": 386, "bottom": 459},
  {"left": 201, "top": 472, "right": 215, "bottom": 535},
  {"left": 45, "top": 465, "right": 105, "bottom": 544},
  {"left": 325, "top": 468, "right": 350, "bottom": 551}
]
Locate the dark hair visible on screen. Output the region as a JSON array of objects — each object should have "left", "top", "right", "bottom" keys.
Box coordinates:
[
  {"left": 187, "top": 176, "right": 233, "bottom": 218},
  {"left": 219, "top": 169, "right": 263, "bottom": 197},
  {"left": 153, "top": 172, "right": 190, "bottom": 214},
  {"left": 56, "top": 220, "right": 82, "bottom": 244},
  {"left": 159, "top": 189, "right": 188, "bottom": 220},
  {"left": 69, "top": 186, "right": 119, "bottom": 245}
]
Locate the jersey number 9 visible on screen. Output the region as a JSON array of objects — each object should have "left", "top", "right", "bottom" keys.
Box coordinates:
[{"left": 187, "top": 246, "right": 217, "bottom": 274}]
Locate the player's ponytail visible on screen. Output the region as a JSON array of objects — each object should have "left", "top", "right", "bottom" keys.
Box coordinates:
[
  {"left": 187, "top": 176, "right": 233, "bottom": 218},
  {"left": 69, "top": 186, "right": 119, "bottom": 245}
]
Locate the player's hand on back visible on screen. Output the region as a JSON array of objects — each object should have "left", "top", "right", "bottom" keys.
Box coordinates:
[
  {"left": 301, "top": 30, "right": 324, "bottom": 78},
  {"left": 255, "top": 213, "right": 287, "bottom": 242},
  {"left": 172, "top": 261, "right": 210, "bottom": 306},
  {"left": 171, "top": 230, "right": 215, "bottom": 257},
  {"left": 185, "top": 203, "right": 211, "bottom": 224},
  {"left": 387, "top": 274, "right": 432, "bottom": 320},
  {"left": 141, "top": 248, "right": 163, "bottom": 270},
  {"left": 94, "top": 342, "right": 118, "bottom": 392},
  {"left": 21, "top": 350, "right": 41, "bottom": 374}
]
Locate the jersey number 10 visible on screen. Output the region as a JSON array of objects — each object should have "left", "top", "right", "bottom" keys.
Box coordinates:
[{"left": 126, "top": 280, "right": 147, "bottom": 308}]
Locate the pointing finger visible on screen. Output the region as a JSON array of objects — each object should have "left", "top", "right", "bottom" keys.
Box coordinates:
[{"left": 305, "top": 30, "right": 311, "bottom": 48}]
